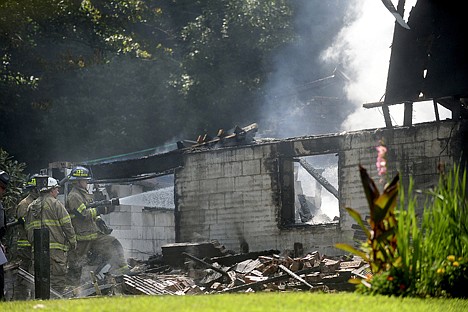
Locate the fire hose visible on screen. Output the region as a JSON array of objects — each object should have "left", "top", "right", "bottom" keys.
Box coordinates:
[
  {"left": 87, "top": 198, "right": 120, "bottom": 208},
  {"left": 87, "top": 198, "right": 120, "bottom": 235}
]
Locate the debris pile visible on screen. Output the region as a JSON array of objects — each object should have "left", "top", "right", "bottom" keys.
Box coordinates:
[
  {"left": 118, "top": 242, "right": 367, "bottom": 296},
  {"left": 5, "top": 241, "right": 369, "bottom": 299}
]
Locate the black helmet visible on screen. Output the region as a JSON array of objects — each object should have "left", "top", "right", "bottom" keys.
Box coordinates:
[
  {"left": 0, "top": 170, "right": 10, "bottom": 189},
  {"left": 25, "top": 174, "right": 48, "bottom": 191},
  {"left": 68, "top": 166, "right": 92, "bottom": 181}
]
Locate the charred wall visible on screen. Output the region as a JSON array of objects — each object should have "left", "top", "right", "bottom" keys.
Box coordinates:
[{"left": 174, "top": 120, "right": 466, "bottom": 255}]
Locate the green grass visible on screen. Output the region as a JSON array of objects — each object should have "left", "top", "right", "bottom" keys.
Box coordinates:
[{"left": 2, "top": 292, "right": 467, "bottom": 312}]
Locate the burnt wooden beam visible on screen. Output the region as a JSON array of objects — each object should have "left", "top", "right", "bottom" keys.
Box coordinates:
[
  {"left": 209, "top": 250, "right": 280, "bottom": 267},
  {"left": 182, "top": 252, "right": 230, "bottom": 278},
  {"left": 87, "top": 150, "right": 184, "bottom": 181},
  {"left": 433, "top": 100, "right": 440, "bottom": 121},
  {"left": 298, "top": 159, "right": 338, "bottom": 199},
  {"left": 382, "top": 104, "right": 393, "bottom": 128},
  {"left": 278, "top": 264, "right": 314, "bottom": 289},
  {"left": 403, "top": 102, "right": 413, "bottom": 126},
  {"left": 277, "top": 134, "right": 343, "bottom": 158},
  {"left": 222, "top": 266, "right": 320, "bottom": 293}
]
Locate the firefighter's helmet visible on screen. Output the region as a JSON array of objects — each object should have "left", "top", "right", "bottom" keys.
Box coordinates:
[
  {"left": 68, "top": 166, "right": 92, "bottom": 181},
  {"left": 0, "top": 170, "right": 10, "bottom": 188},
  {"left": 25, "top": 174, "right": 48, "bottom": 191},
  {"left": 40, "top": 177, "right": 60, "bottom": 192}
]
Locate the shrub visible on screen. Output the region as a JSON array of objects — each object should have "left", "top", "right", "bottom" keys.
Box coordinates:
[
  {"left": 0, "top": 148, "right": 27, "bottom": 214},
  {"left": 337, "top": 144, "right": 468, "bottom": 298}
]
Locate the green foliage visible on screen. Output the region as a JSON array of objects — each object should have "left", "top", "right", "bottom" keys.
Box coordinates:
[
  {"left": 0, "top": 0, "right": 163, "bottom": 107},
  {"left": 177, "top": 0, "right": 294, "bottom": 132},
  {"left": 335, "top": 165, "right": 400, "bottom": 274},
  {"left": 0, "top": 1, "right": 297, "bottom": 170},
  {"left": 0, "top": 149, "right": 27, "bottom": 215},
  {"left": 349, "top": 164, "right": 468, "bottom": 298},
  {"left": 356, "top": 267, "right": 410, "bottom": 296},
  {"left": 415, "top": 164, "right": 468, "bottom": 297},
  {"left": 1, "top": 292, "right": 467, "bottom": 312},
  {"left": 433, "top": 256, "right": 468, "bottom": 298}
]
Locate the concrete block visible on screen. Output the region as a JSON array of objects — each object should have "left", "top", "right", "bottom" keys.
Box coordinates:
[
  {"left": 437, "top": 122, "right": 456, "bottom": 139},
  {"left": 215, "top": 177, "right": 236, "bottom": 193},
  {"left": 208, "top": 193, "right": 225, "bottom": 210},
  {"left": 251, "top": 175, "right": 272, "bottom": 191},
  {"left": 224, "top": 192, "right": 244, "bottom": 208},
  {"left": 242, "top": 159, "right": 261, "bottom": 176},
  {"left": 131, "top": 239, "right": 158, "bottom": 256},
  {"left": 260, "top": 144, "right": 275, "bottom": 158},
  {"left": 234, "top": 175, "right": 255, "bottom": 192},
  {"left": 234, "top": 148, "right": 245, "bottom": 161},
  {"left": 109, "top": 211, "right": 132, "bottom": 226},
  {"left": 205, "top": 163, "right": 223, "bottom": 179},
  {"left": 223, "top": 161, "right": 242, "bottom": 177},
  {"left": 244, "top": 147, "right": 255, "bottom": 160},
  {"left": 197, "top": 179, "right": 216, "bottom": 193},
  {"left": 342, "top": 149, "right": 361, "bottom": 166},
  {"left": 155, "top": 212, "right": 175, "bottom": 227}
]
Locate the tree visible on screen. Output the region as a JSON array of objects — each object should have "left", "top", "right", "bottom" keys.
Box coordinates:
[
  {"left": 175, "top": 0, "right": 295, "bottom": 133},
  {"left": 0, "top": 0, "right": 167, "bottom": 111},
  {"left": 0, "top": 149, "right": 26, "bottom": 215},
  {"left": 1, "top": 1, "right": 347, "bottom": 173},
  {"left": 0, "top": 0, "right": 171, "bottom": 170}
]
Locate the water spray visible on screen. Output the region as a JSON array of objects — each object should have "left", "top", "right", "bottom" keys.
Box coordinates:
[{"left": 88, "top": 187, "right": 175, "bottom": 209}]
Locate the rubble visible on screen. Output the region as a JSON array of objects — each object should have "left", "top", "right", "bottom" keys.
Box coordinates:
[
  {"left": 5, "top": 241, "right": 366, "bottom": 299},
  {"left": 113, "top": 243, "right": 362, "bottom": 296}
]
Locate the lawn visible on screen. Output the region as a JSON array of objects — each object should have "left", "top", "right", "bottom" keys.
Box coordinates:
[{"left": 2, "top": 292, "right": 467, "bottom": 312}]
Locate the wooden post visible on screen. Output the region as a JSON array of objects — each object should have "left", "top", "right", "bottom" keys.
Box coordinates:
[
  {"left": 403, "top": 102, "right": 413, "bottom": 126},
  {"left": 382, "top": 105, "right": 393, "bottom": 128},
  {"left": 433, "top": 100, "right": 440, "bottom": 121},
  {"left": 34, "top": 228, "right": 50, "bottom": 300}
]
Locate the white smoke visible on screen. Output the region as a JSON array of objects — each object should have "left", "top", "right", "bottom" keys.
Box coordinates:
[{"left": 321, "top": 0, "right": 450, "bottom": 131}]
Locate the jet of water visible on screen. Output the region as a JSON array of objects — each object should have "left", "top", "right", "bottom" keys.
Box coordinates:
[{"left": 118, "top": 187, "right": 174, "bottom": 209}]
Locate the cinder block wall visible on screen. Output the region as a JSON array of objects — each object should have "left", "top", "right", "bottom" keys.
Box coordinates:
[
  {"left": 175, "top": 144, "right": 342, "bottom": 255},
  {"left": 176, "top": 121, "right": 463, "bottom": 256},
  {"left": 339, "top": 121, "right": 461, "bottom": 246},
  {"left": 103, "top": 184, "right": 175, "bottom": 260}
]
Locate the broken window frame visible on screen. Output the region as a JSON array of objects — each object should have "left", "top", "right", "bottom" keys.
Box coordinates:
[{"left": 278, "top": 154, "right": 340, "bottom": 228}]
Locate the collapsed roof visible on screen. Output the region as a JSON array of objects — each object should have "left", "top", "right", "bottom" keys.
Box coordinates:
[{"left": 384, "top": 0, "right": 468, "bottom": 118}]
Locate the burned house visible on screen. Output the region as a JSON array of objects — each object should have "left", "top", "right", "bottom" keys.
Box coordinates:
[
  {"left": 68, "top": 0, "right": 468, "bottom": 262},
  {"left": 18, "top": 1, "right": 446, "bottom": 263},
  {"left": 82, "top": 118, "right": 467, "bottom": 260},
  {"left": 81, "top": 0, "right": 468, "bottom": 261}
]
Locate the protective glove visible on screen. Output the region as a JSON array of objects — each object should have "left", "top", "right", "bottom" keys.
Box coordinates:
[
  {"left": 96, "top": 205, "right": 115, "bottom": 215},
  {"left": 96, "top": 217, "right": 113, "bottom": 235}
]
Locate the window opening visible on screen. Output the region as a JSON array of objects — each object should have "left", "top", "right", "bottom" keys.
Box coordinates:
[{"left": 291, "top": 154, "right": 339, "bottom": 225}]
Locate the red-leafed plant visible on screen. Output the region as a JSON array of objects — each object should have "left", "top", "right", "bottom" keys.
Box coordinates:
[{"left": 336, "top": 165, "right": 400, "bottom": 276}]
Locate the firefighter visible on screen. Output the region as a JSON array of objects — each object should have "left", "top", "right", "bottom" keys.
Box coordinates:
[
  {"left": 25, "top": 177, "right": 76, "bottom": 292},
  {"left": 11, "top": 174, "right": 47, "bottom": 300},
  {"left": 0, "top": 170, "right": 10, "bottom": 301},
  {"left": 65, "top": 166, "right": 128, "bottom": 286}
]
